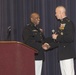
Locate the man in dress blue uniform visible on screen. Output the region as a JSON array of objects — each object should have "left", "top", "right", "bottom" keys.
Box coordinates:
[
  {"left": 22, "top": 12, "right": 45, "bottom": 75},
  {"left": 42, "top": 6, "right": 75, "bottom": 75}
]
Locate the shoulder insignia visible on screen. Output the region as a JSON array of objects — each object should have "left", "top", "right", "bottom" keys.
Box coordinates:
[
  {"left": 66, "top": 19, "right": 70, "bottom": 22},
  {"left": 32, "top": 29, "right": 38, "bottom": 32}
]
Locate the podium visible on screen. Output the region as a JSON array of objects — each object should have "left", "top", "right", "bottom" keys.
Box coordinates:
[{"left": 0, "top": 41, "right": 37, "bottom": 75}]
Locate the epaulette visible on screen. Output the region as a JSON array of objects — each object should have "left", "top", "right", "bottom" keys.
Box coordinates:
[
  {"left": 27, "top": 24, "right": 30, "bottom": 26},
  {"left": 66, "top": 18, "right": 70, "bottom": 22}
]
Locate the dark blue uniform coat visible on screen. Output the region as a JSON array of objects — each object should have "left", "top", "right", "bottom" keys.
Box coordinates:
[
  {"left": 22, "top": 23, "right": 45, "bottom": 60},
  {"left": 50, "top": 17, "right": 76, "bottom": 60}
]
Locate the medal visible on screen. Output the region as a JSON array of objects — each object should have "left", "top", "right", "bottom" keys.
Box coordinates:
[{"left": 59, "top": 23, "right": 66, "bottom": 30}]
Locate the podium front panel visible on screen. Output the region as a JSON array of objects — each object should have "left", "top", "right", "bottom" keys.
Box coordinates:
[{"left": 0, "top": 42, "right": 36, "bottom": 75}]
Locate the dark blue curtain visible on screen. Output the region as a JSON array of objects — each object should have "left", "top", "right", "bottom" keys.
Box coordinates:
[{"left": 0, "top": 0, "right": 76, "bottom": 75}]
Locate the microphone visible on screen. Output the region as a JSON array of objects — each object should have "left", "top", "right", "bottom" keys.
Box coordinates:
[
  {"left": 8, "top": 26, "right": 11, "bottom": 31},
  {"left": 7, "top": 26, "right": 11, "bottom": 40},
  {"left": 52, "top": 29, "right": 55, "bottom": 34},
  {"left": 52, "top": 29, "right": 56, "bottom": 42}
]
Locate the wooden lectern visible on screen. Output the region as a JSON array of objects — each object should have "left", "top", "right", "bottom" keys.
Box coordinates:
[{"left": 0, "top": 41, "right": 37, "bottom": 75}]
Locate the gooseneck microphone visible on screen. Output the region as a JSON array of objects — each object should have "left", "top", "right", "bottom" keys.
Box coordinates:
[{"left": 7, "top": 26, "right": 11, "bottom": 40}]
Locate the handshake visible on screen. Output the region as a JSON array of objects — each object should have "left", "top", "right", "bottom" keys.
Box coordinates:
[
  {"left": 42, "top": 43, "right": 51, "bottom": 50},
  {"left": 42, "top": 30, "right": 58, "bottom": 50}
]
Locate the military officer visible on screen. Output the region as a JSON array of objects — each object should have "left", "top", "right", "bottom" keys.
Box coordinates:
[
  {"left": 42, "top": 6, "right": 75, "bottom": 75},
  {"left": 22, "top": 12, "right": 45, "bottom": 75}
]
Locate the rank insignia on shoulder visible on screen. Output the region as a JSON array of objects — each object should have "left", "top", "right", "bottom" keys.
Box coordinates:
[
  {"left": 66, "top": 19, "right": 70, "bottom": 22},
  {"left": 32, "top": 30, "right": 38, "bottom": 32}
]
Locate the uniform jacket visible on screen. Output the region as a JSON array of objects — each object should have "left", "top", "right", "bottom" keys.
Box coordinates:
[
  {"left": 50, "top": 17, "right": 76, "bottom": 60},
  {"left": 22, "top": 23, "right": 45, "bottom": 60}
]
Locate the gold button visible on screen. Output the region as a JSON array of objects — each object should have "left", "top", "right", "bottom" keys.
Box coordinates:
[{"left": 64, "top": 46, "right": 65, "bottom": 47}]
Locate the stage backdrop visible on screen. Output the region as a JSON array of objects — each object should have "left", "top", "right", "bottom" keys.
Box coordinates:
[{"left": 0, "top": 0, "right": 76, "bottom": 75}]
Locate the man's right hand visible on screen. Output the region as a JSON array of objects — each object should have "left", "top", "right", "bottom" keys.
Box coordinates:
[{"left": 42, "top": 43, "right": 50, "bottom": 50}]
